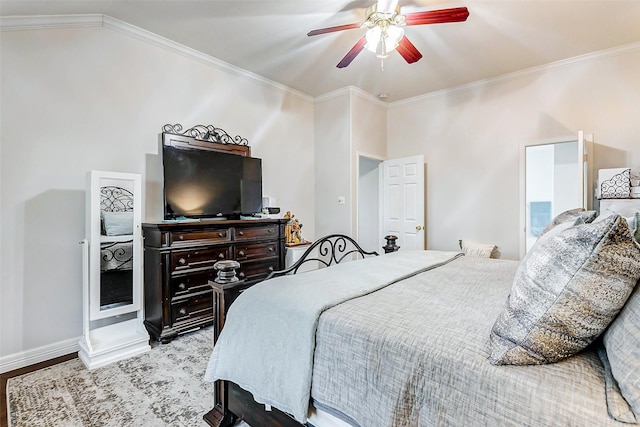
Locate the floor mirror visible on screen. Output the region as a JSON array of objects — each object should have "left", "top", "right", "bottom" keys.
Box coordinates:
[{"left": 79, "top": 170, "right": 150, "bottom": 369}]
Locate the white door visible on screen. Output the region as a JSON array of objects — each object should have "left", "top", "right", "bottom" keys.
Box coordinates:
[{"left": 380, "top": 155, "right": 425, "bottom": 250}]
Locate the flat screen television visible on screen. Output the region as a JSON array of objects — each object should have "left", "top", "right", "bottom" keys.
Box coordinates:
[{"left": 162, "top": 144, "right": 262, "bottom": 219}]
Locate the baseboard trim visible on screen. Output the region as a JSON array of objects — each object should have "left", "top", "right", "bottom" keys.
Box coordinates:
[{"left": 0, "top": 337, "right": 79, "bottom": 374}]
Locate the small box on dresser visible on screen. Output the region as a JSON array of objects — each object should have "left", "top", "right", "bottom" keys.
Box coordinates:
[{"left": 142, "top": 218, "right": 287, "bottom": 343}]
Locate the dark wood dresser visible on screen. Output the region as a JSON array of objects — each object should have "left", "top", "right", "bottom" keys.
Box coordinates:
[{"left": 142, "top": 218, "right": 287, "bottom": 343}]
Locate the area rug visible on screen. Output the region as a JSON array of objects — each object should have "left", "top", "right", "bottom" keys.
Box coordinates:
[{"left": 6, "top": 327, "right": 235, "bottom": 427}]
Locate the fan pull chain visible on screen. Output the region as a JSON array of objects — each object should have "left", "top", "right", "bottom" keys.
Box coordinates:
[{"left": 380, "top": 59, "right": 385, "bottom": 72}]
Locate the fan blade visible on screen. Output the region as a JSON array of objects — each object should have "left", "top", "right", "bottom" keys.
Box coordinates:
[
  {"left": 377, "top": 0, "right": 399, "bottom": 14},
  {"left": 307, "top": 22, "right": 362, "bottom": 37},
  {"left": 404, "top": 7, "right": 469, "bottom": 26},
  {"left": 396, "top": 36, "right": 423, "bottom": 64},
  {"left": 337, "top": 37, "right": 367, "bottom": 68}
]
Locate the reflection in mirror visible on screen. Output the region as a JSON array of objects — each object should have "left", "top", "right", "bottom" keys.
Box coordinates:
[
  {"left": 525, "top": 140, "right": 581, "bottom": 252},
  {"left": 99, "top": 185, "right": 135, "bottom": 310},
  {"left": 86, "top": 171, "right": 142, "bottom": 320}
]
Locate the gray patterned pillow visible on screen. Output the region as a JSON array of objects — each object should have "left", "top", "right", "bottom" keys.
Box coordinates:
[
  {"left": 603, "top": 282, "right": 640, "bottom": 419},
  {"left": 490, "top": 214, "right": 640, "bottom": 365},
  {"left": 541, "top": 207, "right": 597, "bottom": 235}
]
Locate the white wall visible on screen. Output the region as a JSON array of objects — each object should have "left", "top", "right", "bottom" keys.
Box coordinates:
[
  {"left": 358, "top": 157, "right": 381, "bottom": 253},
  {"left": 0, "top": 23, "right": 315, "bottom": 364},
  {"left": 350, "top": 92, "right": 387, "bottom": 246},
  {"left": 387, "top": 43, "right": 640, "bottom": 260},
  {"left": 313, "top": 88, "right": 387, "bottom": 242},
  {"left": 314, "top": 92, "right": 351, "bottom": 238}
]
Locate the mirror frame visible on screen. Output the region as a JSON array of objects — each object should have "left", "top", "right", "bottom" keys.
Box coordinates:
[{"left": 518, "top": 131, "right": 593, "bottom": 259}]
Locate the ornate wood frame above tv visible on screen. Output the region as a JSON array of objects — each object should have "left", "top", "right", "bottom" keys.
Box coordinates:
[{"left": 162, "top": 123, "right": 251, "bottom": 157}]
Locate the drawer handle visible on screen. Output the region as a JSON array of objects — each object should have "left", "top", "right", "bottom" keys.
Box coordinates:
[
  {"left": 178, "top": 234, "right": 184, "bottom": 240},
  {"left": 178, "top": 282, "right": 186, "bottom": 291},
  {"left": 238, "top": 231, "right": 244, "bottom": 236},
  {"left": 268, "top": 247, "right": 274, "bottom": 252},
  {"left": 238, "top": 272, "right": 245, "bottom": 279},
  {"left": 178, "top": 308, "right": 187, "bottom": 316},
  {"left": 238, "top": 251, "right": 245, "bottom": 257},
  {"left": 218, "top": 253, "right": 225, "bottom": 259},
  {"left": 268, "top": 266, "right": 274, "bottom": 272},
  {"left": 178, "top": 258, "right": 186, "bottom": 265},
  {"left": 268, "top": 229, "right": 273, "bottom": 234},
  {"left": 218, "top": 232, "right": 223, "bottom": 237}
]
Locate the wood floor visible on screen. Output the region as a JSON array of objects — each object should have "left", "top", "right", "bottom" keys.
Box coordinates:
[{"left": 1, "top": 353, "right": 77, "bottom": 427}]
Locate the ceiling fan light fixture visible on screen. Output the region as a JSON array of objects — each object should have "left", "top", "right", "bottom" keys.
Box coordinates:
[
  {"left": 365, "top": 25, "right": 404, "bottom": 58},
  {"left": 307, "top": 3, "right": 469, "bottom": 69}
]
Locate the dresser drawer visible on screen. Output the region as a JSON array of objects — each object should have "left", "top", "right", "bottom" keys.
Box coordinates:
[
  {"left": 171, "top": 292, "right": 213, "bottom": 325},
  {"left": 238, "top": 258, "right": 280, "bottom": 283},
  {"left": 234, "top": 224, "right": 279, "bottom": 241},
  {"left": 235, "top": 241, "right": 279, "bottom": 262},
  {"left": 168, "top": 228, "right": 231, "bottom": 246},
  {"left": 171, "top": 246, "right": 231, "bottom": 273},
  {"left": 171, "top": 271, "right": 215, "bottom": 298}
]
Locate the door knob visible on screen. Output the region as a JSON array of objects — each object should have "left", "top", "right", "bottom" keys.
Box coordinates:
[{"left": 416, "top": 225, "right": 423, "bottom": 231}]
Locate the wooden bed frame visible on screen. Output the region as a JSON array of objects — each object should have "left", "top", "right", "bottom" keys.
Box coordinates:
[{"left": 203, "top": 234, "right": 397, "bottom": 427}]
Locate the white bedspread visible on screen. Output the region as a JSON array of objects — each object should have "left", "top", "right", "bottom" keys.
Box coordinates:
[{"left": 204, "top": 250, "right": 462, "bottom": 423}]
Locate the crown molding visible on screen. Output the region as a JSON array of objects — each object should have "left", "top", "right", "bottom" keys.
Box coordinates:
[
  {"left": 0, "top": 14, "right": 314, "bottom": 104},
  {"left": 315, "top": 86, "right": 386, "bottom": 107},
  {"left": 0, "top": 14, "right": 103, "bottom": 30},
  {"left": 389, "top": 40, "right": 640, "bottom": 108},
  {"left": 314, "top": 86, "right": 352, "bottom": 104}
]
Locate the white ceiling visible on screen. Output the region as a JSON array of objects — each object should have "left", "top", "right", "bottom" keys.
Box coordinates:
[{"left": 3, "top": 0, "right": 640, "bottom": 102}]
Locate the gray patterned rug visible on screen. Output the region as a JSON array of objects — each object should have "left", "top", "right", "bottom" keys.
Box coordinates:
[{"left": 6, "top": 327, "right": 245, "bottom": 427}]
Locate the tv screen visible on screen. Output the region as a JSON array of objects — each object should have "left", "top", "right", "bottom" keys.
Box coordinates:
[{"left": 162, "top": 145, "right": 262, "bottom": 219}]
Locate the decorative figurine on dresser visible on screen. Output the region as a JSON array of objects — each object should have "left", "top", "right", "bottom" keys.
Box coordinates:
[
  {"left": 283, "top": 211, "right": 310, "bottom": 247},
  {"left": 142, "top": 124, "right": 287, "bottom": 343}
]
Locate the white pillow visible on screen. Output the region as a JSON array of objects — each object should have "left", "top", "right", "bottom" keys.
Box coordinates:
[
  {"left": 459, "top": 240, "right": 497, "bottom": 258},
  {"left": 102, "top": 211, "right": 134, "bottom": 236}
]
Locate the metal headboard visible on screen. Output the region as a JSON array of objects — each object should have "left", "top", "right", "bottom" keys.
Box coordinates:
[
  {"left": 100, "top": 186, "right": 134, "bottom": 212},
  {"left": 266, "top": 234, "right": 379, "bottom": 280}
]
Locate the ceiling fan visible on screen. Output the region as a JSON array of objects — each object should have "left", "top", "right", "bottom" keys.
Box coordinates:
[{"left": 307, "top": 0, "right": 469, "bottom": 68}]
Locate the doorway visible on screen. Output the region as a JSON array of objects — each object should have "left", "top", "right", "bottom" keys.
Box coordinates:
[
  {"left": 357, "top": 155, "right": 383, "bottom": 253},
  {"left": 357, "top": 153, "right": 426, "bottom": 252}
]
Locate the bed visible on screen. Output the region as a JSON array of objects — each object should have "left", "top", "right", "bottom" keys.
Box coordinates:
[
  {"left": 99, "top": 185, "right": 135, "bottom": 308},
  {"left": 203, "top": 211, "right": 640, "bottom": 427}
]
